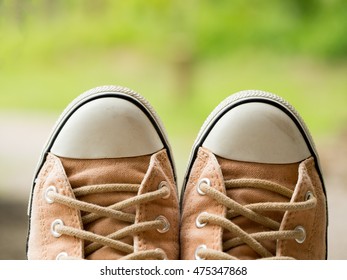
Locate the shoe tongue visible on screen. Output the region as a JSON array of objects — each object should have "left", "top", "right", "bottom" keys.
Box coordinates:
[
  {"left": 216, "top": 156, "right": 299, "bottom": 259},
  {"left": 59, "top": 155, "right": 151, "bottom": 260}
]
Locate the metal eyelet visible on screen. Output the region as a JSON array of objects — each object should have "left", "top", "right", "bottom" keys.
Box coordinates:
[
  {"left": 56, "top": 252, "right": 68, "bottom": 260},
  {"left": 195, "top": 212, "right": 208, "bottom": 228},
  {"left": 51, "top": 219, "right": 64, "bottom": 238},
  {"left": 156, "top": 215, "right": 170, "bottom": 233},
  {"left": 44, "top": 185, "right": 57, "bottom": 204},
  {"left": 158, "top": 181, "right": 170, "bottom": 199},
  {"left": 305, "top": 191, "right": 314, "bottom": 201},
  {"left": 196, "top": 178, "right": 210, "bottom": 196},
  {"left": 295, "top": 226, "right": 306, "bottom": 244},
  {"left": 195, "top": 244, "right": 207, "bottom": 260}
]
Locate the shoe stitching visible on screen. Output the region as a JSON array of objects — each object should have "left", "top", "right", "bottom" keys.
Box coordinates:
[
  {"left": 155, "top": 153, "right": 179, "bottom": 256},
  {"left": 206, "top": 154, "right": 226, "bottom": 253},
  {"left": 38, "top": 156, "right": 55, "bottom": 259}
]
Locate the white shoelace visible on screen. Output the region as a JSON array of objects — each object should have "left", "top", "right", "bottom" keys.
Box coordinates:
[
  {"left": 46, "top": 183, "right": 170, "bottom": 259},
  {"left": 195, "top": 178, "right": 316, "bottom": 260}
]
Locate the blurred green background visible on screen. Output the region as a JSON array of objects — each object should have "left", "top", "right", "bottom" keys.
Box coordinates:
[
  {"left": 0, "top": 0, "right": 347, "bottom": 259},
  {"left": 1, "top": 0, "right": 347, "bottom": 135}
]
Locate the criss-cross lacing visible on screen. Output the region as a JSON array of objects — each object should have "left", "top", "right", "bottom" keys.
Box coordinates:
[
  {"left": 45, "top": 183, "right": 170, "bottom": 260},
  {"left": 194, "top": 178, "right": 317, "bottom": 260}
]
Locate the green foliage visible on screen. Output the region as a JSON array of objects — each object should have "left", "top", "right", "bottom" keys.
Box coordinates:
[
  {"left": 0, "top": 0, "right": 346, "bottom": 138},
  {"left": 1, "top": 0, "right": 347, "bottom": 60}
]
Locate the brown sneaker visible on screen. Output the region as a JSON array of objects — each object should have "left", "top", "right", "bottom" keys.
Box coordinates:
[
  {"left": 180, "top": 90, "right": 327, "bottom": 260},
  {"left": 27, "top": 85, "right": 179, "bottom": 260}
]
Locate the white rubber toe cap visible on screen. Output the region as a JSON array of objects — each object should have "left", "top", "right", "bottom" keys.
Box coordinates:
[
  {"left": 51, "top": 97, "right": 164, "bottom": 159},
  {"left": 202, "top": 102, "right": 311, "bottom": 164}
]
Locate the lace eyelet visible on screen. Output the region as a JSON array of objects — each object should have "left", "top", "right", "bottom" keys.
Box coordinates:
[
  {"left": 56, "top": 252, "right": 68, "bottom": 260},
  {"left": 44, "top": 185, "right": 57, "bottom": 204},
  {"left": 195, "top": 212, "right": 208, "bottom": 228},
  {"left": 158, "top": 181, "right": 170, "bottom": 199},
  {"left": 195, "top": 244, "right": 207, "bottom": 260},
  {"left": 305, "top": 191, "right": 314, "bottom": 201},
  {"left": 295, "top": 226, "right": 306, "bottom": 244},
  {"left": 51, "top": 219, "right": 64, "bottom": 238},
  {"left": 156, "top": 215, "right": 170, "bottom": 233},
  {"left": 196, "top": 178, "right": 210, "bottom": 196}
]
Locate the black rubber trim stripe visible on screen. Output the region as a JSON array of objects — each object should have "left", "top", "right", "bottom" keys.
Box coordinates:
[{"left": 181, "top": 98, "right": 325, "bottom": 195}]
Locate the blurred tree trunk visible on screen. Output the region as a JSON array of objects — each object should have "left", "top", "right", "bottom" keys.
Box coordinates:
[
  {"left": 84, "top": 0, "right": 108, "bottom": 15},
  {"left": 13, "top": 0, "right": 27, "bottom": 27},
  {"left": 170, "top": 0, "right": 197, "bottom": 99},
  {"left": 172, "top": 39, "right": 195, "bottom": 99},
  {"left": 43, "top": 0, "right": 60, "bottom": 19}
]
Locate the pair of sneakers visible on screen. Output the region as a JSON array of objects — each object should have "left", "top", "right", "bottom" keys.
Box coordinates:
[{"left": 27, "top": 85, "right": 327, "bottom": 260}]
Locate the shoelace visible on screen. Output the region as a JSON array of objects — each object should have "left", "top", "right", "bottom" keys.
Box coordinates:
[
  {"left": 45, "top": 183, "right": 170, "bottom": 260},
  {"left": 195, "top": 178, "right": 317, "bottom": 260}
]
